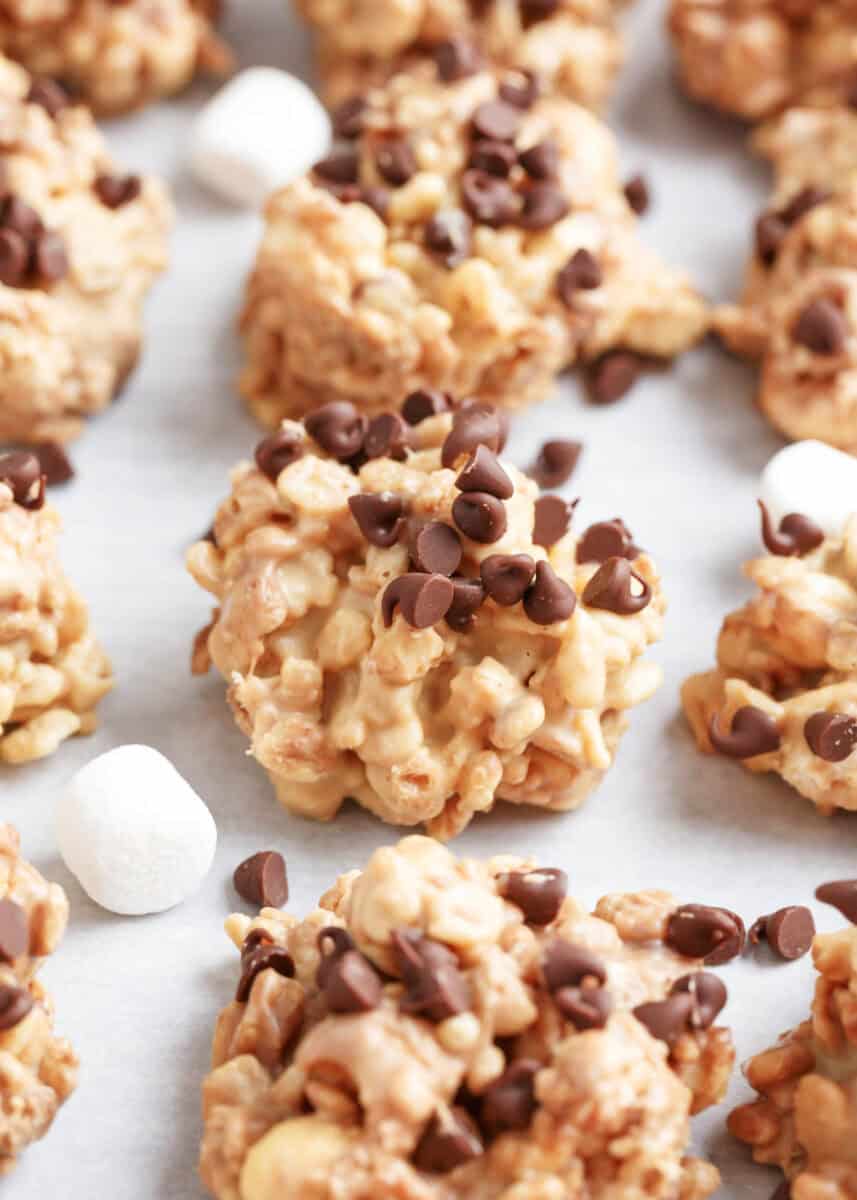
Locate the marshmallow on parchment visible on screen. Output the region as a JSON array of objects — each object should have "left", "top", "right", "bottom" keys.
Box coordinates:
[
  {"left": 760, "top": 440, "right": 857, "bottom": 537},
  {"left": 189, "top": 68, "right": 332, "bottom": 208},
  {"left": 57, "top": 745, "right": 217, "bottom": 916}
]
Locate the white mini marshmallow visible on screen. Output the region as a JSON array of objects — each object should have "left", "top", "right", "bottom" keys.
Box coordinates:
[
  {"left": 760, "top": 440, "right": 857, "bottom": 537},
  {"left": 189, "top": 67, "right": 332, "bottom": 208},
  {"left": 56, "top": 745, "right": 217, "bottom": 916}
]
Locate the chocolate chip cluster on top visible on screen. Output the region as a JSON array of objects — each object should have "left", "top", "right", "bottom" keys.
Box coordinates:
[
  {"left": 188, "top": 395, "right": 665, "bottom": 837},
  {"left": 682, "top": 504, "right": 857, "bottom": 816},
  {"left": 239, "top": 58, "right": 706, "bottom": 429},
  {"left": 0, "top": 823, "right": 78, "bottom": 1172},
  {"left": 201, "top": 836, "right": 735, "bottom": 1200}
]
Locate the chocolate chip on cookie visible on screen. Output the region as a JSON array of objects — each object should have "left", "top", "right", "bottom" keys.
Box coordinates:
[
  {"left": 480, "top": 1060, "right": 539, "bottom": 1134},
  {"left": 523, "top": 560, "right": 576, "bottom": 623},
  {"left": 0, "top": 451, "right": 45, "bottom": 510},
  {"left": 424, "top": 208, "right": 472, "bottom": 266},
  {"left": 792, "top": 298, "right": 848, "bottom": 355},
  {"left": 313, "top": 144, "right": 360, "bottom": 185},
  {"left": 471, "top": 99, "right": 520, "bottom": 143},
  {"left": 468, "top": 139, "right": 517, "bottom": 177},
  {"left": 0, "top": 899, "right": 28, "bottom": 964},
  {"left": 350, "top": 491, "right": 407, "bottom": 548},
  {"left": 392, "top": 929, "right": 471, "bottom": 1021},
  {"left": 375, "top": 138, "right": 417, "bottom": 187},
  {"left": 633, "top": 993, "right": 695, "bottom": 1047},
  {"left": 532, "top": 495, "right": 574, "bottom": 548},
  {"left": 519, "top": 139, "right": 558, "bottom": 180},
  {"left": 305, "top": 401, "right": 367, "bottom": 461},
  {"left": 666, "top": 904, "right": 745, "bottom": 965},
  {"left": 758, "top": 500, "right": 824, "bottom": 556},
  {"left": 582, "top": 557, "right": 651, "bottom": 614},
  {"left": 364, "top": 412, "right": 411, "bottom": 460},
  {"left": 331, "top": 95, "right": 366, "bottom": 139},
  {"left": 255, "top": 428, "right": 304, "bottom": 480},
  {"left": 624, "top": 173, "right": 650, "bottom": 215},
  {"left": 444, "top": 576, "right": 486, "bottom": 631},
  {"left": 413, "top": 1108, "right": 483, "bottom": 1173},
  {"left": 480, "top": 553, "right": 535, "bottom": 605},
  {"left": 382, "top": 572, "right": 455, "bottom": 628},
  {"left": 708, "top": 706, "right": 781, "bottom": 759},
  {"left": 401, "top": 388, "right": 450, "bottom": 425},
  {"left": 0, "top": 983, "right": 33, "bottom": 1031},
  {"left": 669, "top": 971, "right": 727, "bottom": 1028},
  {"left": 498, "top": 70, "right": 541, "bottom": 109},
  {"left": 557, "top": 249, "right": 603, "bottom": 303},
  {"left": 317, "top": 928, "right": 382, "bottom": 1013},
  {"left": 461, "top": 169, "right": 519, "bottom": 226},
  {"left": 498, "top": 867, "right": 568, "bottom": 925},
  {"left": 94, "top": 173, "right": 142, "bottom": 209},
  {"left": 576, "top": 518, "right": 637, "bottom": 563},
  {"left": 235, "top": 941, "right": 296, "bottom": 1002},
  {"left": 518, "top": 182, "right": 568, "bottom": 230},
  {"left": 442, "top": 404, "right": 507, "bottom": 467},
  {"left": 409, "top": 520, "right": 462, "bottom": 575},
  {"left": 434, "top": 37, "right": 483, "bottom": 82},
  {"left": 452, "top": 491, "right": 507, "bottom": 543},
  {"left": 455, "top": 444, "right": 513, "bottom": 498}
]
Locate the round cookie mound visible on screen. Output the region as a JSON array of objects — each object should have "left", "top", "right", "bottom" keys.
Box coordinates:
[
  {"left": 187, "top": 398, "right": 665, "bottom": 837},
  {"left": 200, "top": 836, "right": 734, "bottom": 1200}
]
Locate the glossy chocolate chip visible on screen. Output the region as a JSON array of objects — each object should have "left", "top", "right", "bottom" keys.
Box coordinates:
[
  {"left": 480, "top": 553, "right": 535, "bottom": 605},
  {"left": 365, "top": 412, "right": 411, "bottom": 460},
  {"left": 498, "top": 70, "right": 541, "bottom": 109},
  {"left": 455, "top": 444, "right": 513, "bottom": 498},
  {"left": 376, "top": 138, "right": 417, "bottom": 186},
  {"left": 0, "top": 899, "right": 27, "bottom": 963},
  {"left": 792, "top": 297, "right": 848, "bottom": 355},
  {"left": 332, "top": 96, "right": 366, "bottom": 139},
  {"left": 317, "top": 938, "right": 382, "bottom": 1013},
  {"left": 557, "top": 249, "right": 602, "bottom": 304},
  {"left": 468, "top": 139, "right": 517, "bottom": 177},
  {"left": 452, "top": 491, "right": 507, "bottom": 543},
  {"left": 519, "top": 139, "right": 558, "bottom": 180},
  {"left": 313, "top": 144, "right": 360, "bottom": 185},
  {"left": 542, "top": 939, "right": 607, "bottom": 991},
  {"left": 349, "top": 492, "right": 407, "bottom": 548},
  {"left": 392, "top": 929, "right": 471, "bottom": 1021},
  {"left": 587, "top": 351, "right": 641, "bottom": 404},
  {"left": 0, "top": 228, "right": 28, "bottom": 286},
  {"left": 461, "top": 169, "right": 519, "bottom": 226},
  {"left": 442, "top": 405, "right": 507, "bottom": 467},
  {"left": 444, "top": 576, "right": 485, "bottom": 631},
  {"left": 305, "top": 401, "right": 367, "bottom": 461},
  {"left": 402, "top": 388, "right": 451, "bottom": 425},
  {"left": 235, "top": 941, "right": 295, "bottom": 1002},
  {"left": 32, "top": 441, "right": 73, "bottom": 485},
  {"left": 553, "top": 982, "right": 611, "bottom": 1029},
  {"left": 94, "top": 173, "right": 142, "bottom": 209},
  {"left": 0, "top": 983, "right": 33, "bottom": 1031},
  {"left": 666, "top": 904, "right": 746, "bottom": 965},
  {"left": 26, "top": 77, "right": 69, "bottom": 117},
  {"left": 815, "top": 879, "right": 857, "bottom": 924},
  {"left": 471, "top": 99, "right": 520, "bottom": 142},
  {"left": 750, "top": 906, "right": 815, "bottom": 961},
  {"left": 2, "top": 197, "right": 43, "bottom": 238},
  {"left": 758, "top": 500, "right": 824, "bottom": 557},
  {"left": 523, "top": 560, "right": 576, "bottom": 623},
  {"left": 670, "top": 971, "right": 727, "bottom": 1028},
  {"left": 32, "top": 231, "right": 68, "bottom": 283},
  {"left": 532, "top": 495, "right": 574, "bottom": 548},
  {"left": 497, "top": 867, "right": 567, "bottom": 925},
  {"left": 413, "top": 1107, "right": 483, "bottom": 1173},
  {"left": 382, "top": 572, "right": 455, "bottom": 628},
  {"left": 434, "top": 37, "right": 483, "bottom": 81},
  {"left": 480, "top": 1060, "right": 539, "bottom": 1135},
  {"left": 518, "top": 183, "right": 568, "bottom": 230},
  {"left": 709, "top": 706, "right": 781, "bottom": 759},
  {"left": 576, "top": 519, "right": 637, "bottom": 564},
  {"left": 624, "top": 173, "right": 650, "bottom": 215},
  {"left": 519, "top": 0, "right": 558, "bottom": 24},
  {"left": 254, "top": 428, "right": 304, "bottom": 479},
  {"left": 633, "top": 993, "right": 695, "bottom": 1047},
  {"left": 233, "top": 850, "right": 289, "bottom": 908},
  {"left": 582, "top": 556, "right": 651, "bottom": 614},
  {"left": 805, "top": 711, "right": 857, "bottom": 762},
  {"left": 0, "top": 451, "right": 45, "bottom": 509},
  {"left": 425, "top": 208, "right": 472, "bottom": 267},
  {"left": 530, "top": 439, "right": 581, "bottom": 488},
  {"left": 780, "top": 185, "right": 830, "bottom": 224},
  {"left": 358, "top": 186, "right": 391, "bottom": 220},
  {"left": 409, "top": 520, "right": 462, "bottom": 575}
]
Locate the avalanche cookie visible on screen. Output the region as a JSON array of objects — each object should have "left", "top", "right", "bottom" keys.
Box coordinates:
[
  {"left": 238, "top": 62, "right": 707, "bottom": 427},
  {"left": 0, "top": 823, "right": 78, "bottom": 1173},
  {"left": 187, "top": 401, "right": 665, "bottom": 838},
  {"left": 0, "top": 56, "right": 171, "bottom": 446},
  {"left": 0, "top": 451, "right": 112, "bottom": 764},
  {"left": 682, "top": 503, "right": 857, "bottom": 815},
  {"left": 200, "top": 836, "right": 734, "bottom": 1200}
]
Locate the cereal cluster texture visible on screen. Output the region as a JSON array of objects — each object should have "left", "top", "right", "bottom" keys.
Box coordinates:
[
  {"left": 0, "top": 823, "right": 78, "bottom": 1174},
  {"left": 0, "top": 53, "right": 171, "bottom": 446},
  {"left": 0, "top": 459, "right": 112, "bottom": 765},
  {"left": 187, "top": 401, "right": 665, "bottom": 837},
  {"left": 682, "top": 509, "right": 857, "bottom": 815},
  {"left": 238, "top": 61, "right": 707, "bottom": 428},
  {"left": 200, "top": 835, "right": 735, "bottom": 1200}
]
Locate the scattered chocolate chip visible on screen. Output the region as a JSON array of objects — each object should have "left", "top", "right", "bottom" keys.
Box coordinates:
[
  {"left": 375, "top": 138, "right": 417, "bottom": 187},
  {"left": 755, "top": 212, "right": 788, "bottom": 266},
  {"left": 413, "top": 1107, "right": 483, "bottom": 1173},
  {"left": 460, "top": 168, "right": 519, "bottom": 227},
  {"left": 582, "top": 556, "right": 651, "bottom": 614},
  {"left": 624, "top": 173, "right": 650, "bottom": 215},
  {"left": 519, "top": 0, "right": 558, "bottom": 24},
  {"left": 233, "top": 851, "right": 289, "bottom": 908},
  {"left": 349, "top": 491, "right": 407, "bottom": 548},
  {"left": 805, "top": 711, "right": 857, "bottom": 762},
  {"left": 498, "top": 70, "right": 540, "bottom": 109},
  {"left": 532, "top": 495, "right": 574, "bottom": 548},
  {"left": 32, "top": 441, "right": 73, "bottom": 485},
  {"left": 708, "top": 706, "right": 782, "bottom": 759},
  {"left": 576, "top": 518, "right": 637, "bottom": 564},
  {"left": 670, "top": 971, "right": 727, "bottom": 1029},
  {"left": 332, "top": 95, "right": 366, "bottom": 139},
  {"left": 0, "top": 899, "right": 27, "bottom": 964},
  {"left": 519, "top": 139, "right": 558, "bottom": 180},
  {"left": 235, "top": 941, "right": 295, "bottom": 1002},
  {"left": 554, "top": 984, "right": 611, "bottom": 1029},
  {"left": 471, "top": 99, "right": 520, "bottom": 143},
  {"left": 425, "top": 208, "right": 472, "bottom": 267},
  {"left": 523, "top": 560, "right": 576, "bottom": 624},
  {"left": 382, "top": 572, "right": 455, "bottom": 628},
  {"left": 780, "top": 186, "right": 830, "bottom": 224},
  {"left": 0, "top": 229, "right": 28, "bottom": 286},
  {"left": 0, "top": 451, "right": 45, "bottom": 509},
  {"left": 0, "top": 982, "right": 33, "bottom": 1031},
  {"left": 480, "top": 553, "right": 535, "bottom": 605},
  {"left": 441, "top": 405, "right": 507, "bottom": 467},
  {"left": 542, "top": 940, "right": 611, "bottom": 1027},
  {"left": 313, "top": 144, "right": 360, "bottom": 185},
  {"left": 360, "top": 186, "right": 391, "bottom": 221},
  {"left": 455, "top": 444, "right": 513, "bottom": 498},
  {"left": 2, "top": 196, "right": 43, "bottom": 238},
  {"left": 557, "top": 248, "right": 602, "bottom": 304},
  {"left": 254, "top": 428, "right": 304, "bottom": 480},
  {"left": 792, "top": 297, "right": 848, "bottom": 355},
  {"left": 26, "top": 77, "right": 69, "bottom": 117},
  {"left": 452, "top": 491, "right": 507, "bottom": 543},
  {"left": 32, "top": 230, "right": 68, "bottom": 283},
  {"left": 434, "top": 37, "right": 483, "bottom": 82},
  {"left": 305, "top": 401, "right": 367, "bottom": 461},
  {"left": 468, "top": 139, "right": 517, "bottom": 177},
  {"left": 586, "top": 351, "right": 642, "bottom": 404},
  {"left": 392, "top": 929, "right": 471, "bottom": 1021},
  {"left": 409, "top": 520, "right": 462, "bottom": 575},
  {"left": 816, "top": 879, "right": 857, "bottom": 923},
  {"left": 316, "top": 928, "right": 382, "bottom": 1013},
  {"left": 94, "top": 173, "right": 141, "bottom": 209},
  {"left": 402, "top": 388, "right": 451, "bottom": 425},
  {"left": 480, "top": 1060, "right": 539, "bottom": 1135},
  {"left": 497, "top": 867, "right": 567, "bottom": 925},
  {"left": 758, "top": 500, "right": 824, "bottom": 557},
  {"left": 445, "top": 576, "right": 485, "bottom": 631},
  {"left": 518, "top": 183, "right": 568, "bottom": 230},
  {"left": 750, "top": 906, "right": 815, "bottom": 961},
  {"left": 315, "top": 927, "right": 354, "bottom": 985},
  {"left": 666, "top": 904, "right": 746, "bottom": 965},
  {"left": 529, "top": 439, "right": 581, "bottom": 488},
  {"left": 365, "top": 412, "right": 411, "bottom": 460},
  {"left": 633, "top": 993, "right": 695, "bottom": 1047}
]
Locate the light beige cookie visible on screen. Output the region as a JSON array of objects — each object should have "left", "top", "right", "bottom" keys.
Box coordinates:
[
  {"left": 238, "top": 61, "right": 707, "bottom": 427},
  {"left": 0, "top": 823, "right": 77, "bottom": 1174},
  {"left": 188, "top": 400, "right": 665, "bottom": 837},
  {"left": 200, "top": 835, "right": 735, "bottom": 1200},
  {"left": 0, "top": 452, "right": 112, "bottom": 764}
]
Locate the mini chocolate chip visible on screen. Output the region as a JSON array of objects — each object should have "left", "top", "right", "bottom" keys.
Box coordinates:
[
  {"left": 350, "top": 492, "right": 407, "bottom": 548},
  {"left": 557, "top": 249, "right": 602, "bottom": 304},
  {"left": 0, "top": 983, "right": 33, "bottom": 1031},
  {"left": 519, "top": 139, "right": 558, "bottom": 180},
  {"left": 452, "top": 491, "right": 507, "bottom": 543},
  {"left": 624, "top": 173, "right": 650, "bottom": 215},
  {"left": 434, "top": 37, "right": 483, "bottom": 82},
  {"left": 0, "top": 229, "right": 28, "bottom": 286},
  {"left": 376, "top": 138, "right": 417, "bottom": 187},
  {"left": 530, "top": 439, "right": 581, "bottom": 488},
  {"left": 304, "top": 401, "right": 367, "bottom": 461},
  {"left": 321, "top": 946, "right": 382, "bottom": 1013},
  {"left": 805, "top": 711, "right": 857, "bottom": 762},
  {"left": 468, "top": 139, "right": 517, "bottom": 177},
  {"left": 402, "top": 388, "right": 451, "bottom": 425},
  {"left": 750, "top": 906, "right": 815, "bottom": 961},
  {"left": 480, "top": 1060, "right": 539, "bottom": 1135},
  {"left": 498, "top": 70, "right": 540, "bottom": 109},
  {"left": 758, "top": 500, "right": 824, "bottom": 556},
  {"left": 413, "top": 1107, "right": 483, "bottom": 1173},
  {"left": 382, "top": 572, "right": 455, "bottom": 628},
  {"left": 445, "top": 576, "right": 485, "bottom": 631},
  {"left": 442, "top": 405, "right": 507, "bottom": 467},
  {"left": 780, "top": 185, "right": 830, "bottom": 224},
  {"left": 0, "top": 899, "right": 27, "bottom": 964},
  {"left": 233, "top": 850, "right": 289, "bottom": 908},
  {"left": 497, "top": 867, "right": 567, "bottom": 925},
  {"left": 523, "top": 560, "right": 576, "bottom": 624},
  {"left": 409, "top": 520, "right": 462, "bottom": 575},
  {"left": 332, "top": 95, "right": 366, "bottom": 139},
  {"left": 471, "top": 99, "right": 520, "bottom": 142},
  {"left": 460, "top": 169, "right": 519, "bottom": 227},
  {"left": 235, "top": 942, "right": 295, "bottom": 1002},
  {"left": 0, "top": 451, "right": 45, "bottom": 509},
  {"left": 518, "top": 183, "right": 568, "bottom": 230},
  {"left": 582, "top": 556, "right": 651, "bottom": 614},
  {"left": 2, "top": 196, "right": 43, "bottom": 238},
  {"left": 32, "top": 442, "right": 73, "bottom": 485},
  {"left": 666, "top": 904, "right": 746, "bottom": 965},
  {"left": 26, "top": 77, "right": 69, "bottom": 117},
  {"left": 816, "top": 879, "right": 857, "bottom": 924},
  {"left": 708, "top": 706, "right": 782, "bottom": 758},
  {"left": 32, "top": 230, "right": 68, "bottom": 283},
  {"left": 755, "top": 212, "right": 788, "bottom": 265},
  {"left": 392, "top": 929, "right": 471, "bottom": 1021},
  {"left": 586, "top": 351, "right": 641, "bottom": 404},
  {"left": 576, "top": 518, "right": 637, "bottom": 564},
  {"left": 633, "top": 993, "right": 695, "bottom": 1047},
  {"left": 532, "top": 495, "right": 574, "bottom": 548},
  {"left": 254, "top": 428, "right": 304, "bottom": 479},
  {"left": 425, "top": 208, "right": 472, "bottom": 267},
  {"left": 365, "top": 412, "right": 411, "bottom": 460},
  {"left": 542, "top": 939, "right": 607, "bottom": 992},
  {"left": 314, "top": 144, "right": 360, "bottom": 185},
  {"left": 455, "top": 444, "right": 513, "bottom": 498},
  {"left": 94, "top": 173, "right": 141, "bottom": 209},
  {"left": 670, "top": 972, "right": 727, "bottom": 1029},
  {"left": 792, "top": 297, "right": 848, "bottom": 355},
  {"left": 480, "top": 553, "right": 535, "bottom": 605}
]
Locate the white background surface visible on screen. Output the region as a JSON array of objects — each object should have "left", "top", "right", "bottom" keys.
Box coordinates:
[{"left": 3, "top": 0, "right": 853, "bottom": 1195}]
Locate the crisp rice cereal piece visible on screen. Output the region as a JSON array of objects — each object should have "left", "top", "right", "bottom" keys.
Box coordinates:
[
  {"left": 0, "top": 823, "right": 78, "bottom": 1174},
  {"left": 187, "top": 402, "right": 666, "bottom": 836},
  {"left": 238, "top": 63, "right": 707, "bottom": 426},
  {"left": 200, "top": 836, "right": 733, "bottom": 1200}
]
